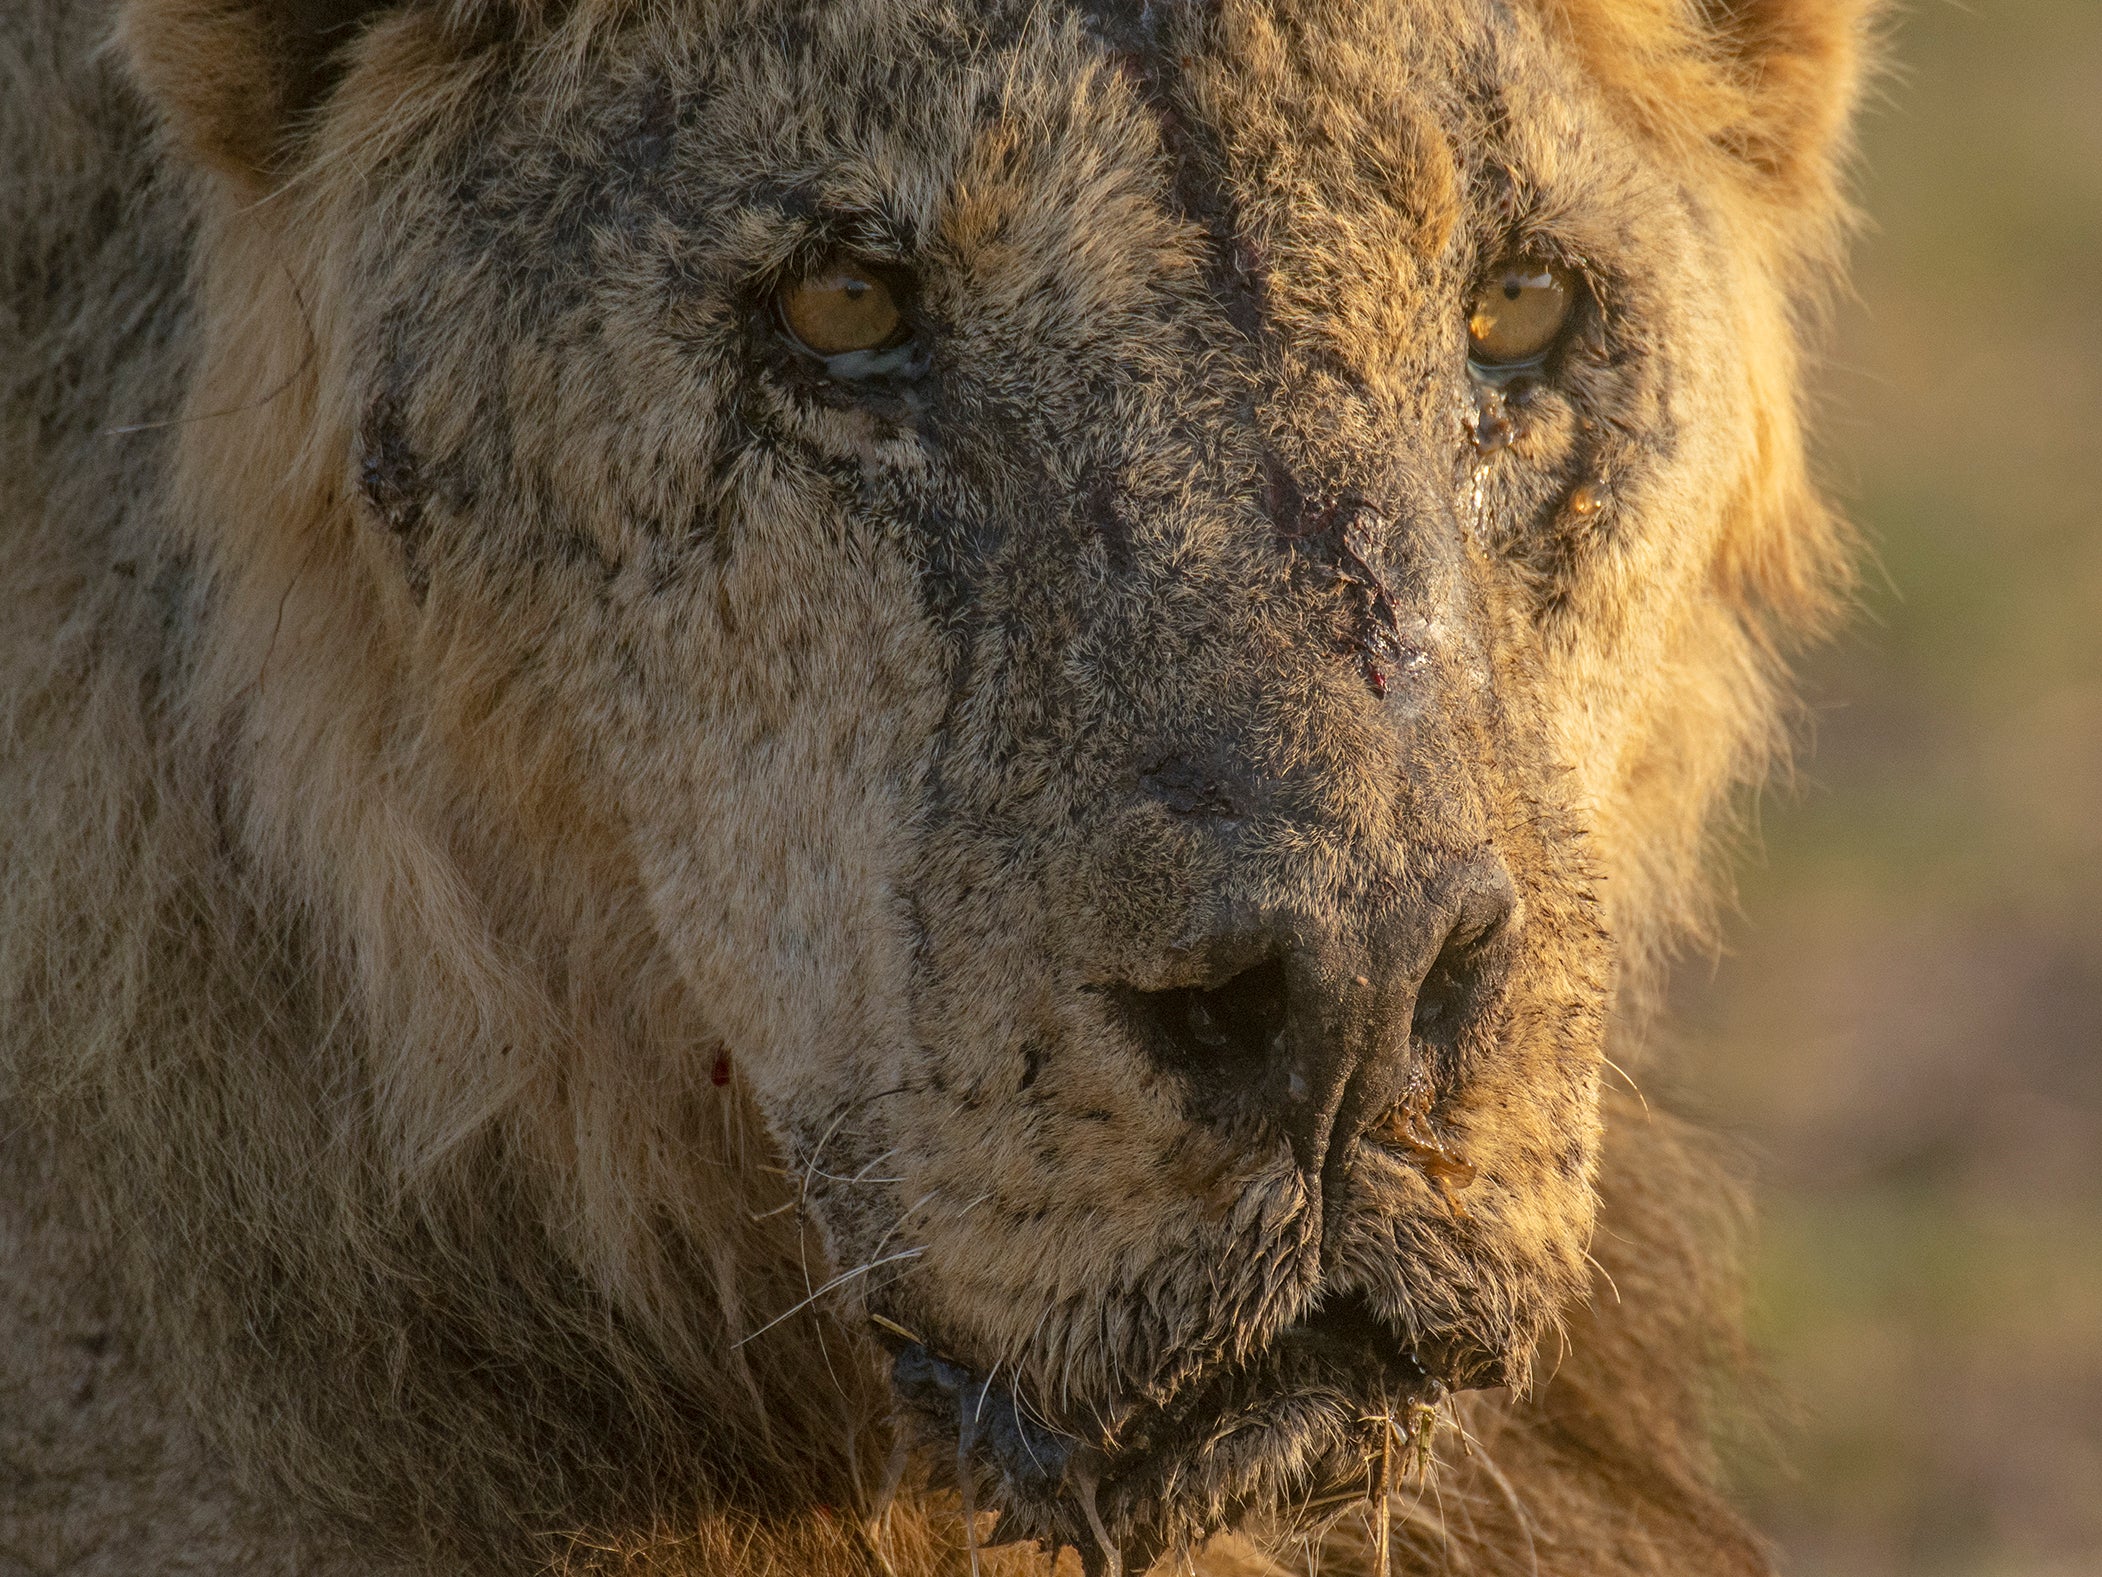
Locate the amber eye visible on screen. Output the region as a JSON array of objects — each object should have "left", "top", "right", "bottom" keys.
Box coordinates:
[
  {"left": 777, "top": 261, "right": 906, "bottom": 357},
  {"left": 1467, "top": 257, "right": 1576, "bottom": 368}
]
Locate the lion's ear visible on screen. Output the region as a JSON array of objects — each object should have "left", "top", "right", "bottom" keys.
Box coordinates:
[
  {"left": 117, "top": 0, "right": 519, "bottom": 189},
  {"left": 118, "top": 0, "right": 398, "bottom": 183},
  {"left": 1695, "top": 0, "right": 1881, "bottom": 200},
  {"left": 1542, "top": 0, "right": 1881, "bottom": 215}
]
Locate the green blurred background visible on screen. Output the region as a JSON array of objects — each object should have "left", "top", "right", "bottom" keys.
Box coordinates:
[{"left": 1672, "top": 2, "right": 2102, "bottom": 1574}]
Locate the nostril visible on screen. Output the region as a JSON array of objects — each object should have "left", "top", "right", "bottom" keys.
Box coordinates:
[
  {"left": 1128, "top": 956, "right": 1291, "bottom": 1089},
  {"left": 1409, "top": 932, "right": 1476, "bottom": 1035},
  {"left": 1409, "top": 872, "right": 1517, "bottom": 1054}
]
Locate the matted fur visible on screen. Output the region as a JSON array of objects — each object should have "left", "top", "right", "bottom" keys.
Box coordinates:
[{"left": 1, "top": 1, "right": 1873, "bottom": 1573}]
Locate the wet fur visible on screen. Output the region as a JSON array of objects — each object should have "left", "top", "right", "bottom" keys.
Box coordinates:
[{"left": 2, "top": 1, "right": 1872, "bottom": 1573}]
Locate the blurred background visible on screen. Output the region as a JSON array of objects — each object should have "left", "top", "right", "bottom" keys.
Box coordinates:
[{"left": 1672, "top": 2, "right": 2102, "bottom": 1574}]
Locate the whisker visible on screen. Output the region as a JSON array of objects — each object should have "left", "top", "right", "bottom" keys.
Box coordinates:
[
  {"left": 869, "top": 1312, "right": 925, "bottom": 1346},
  {"left": 105, "top": 264, "right": 316, "bottom": 437},
  {"left": 732, "top": 1249, "right": 925, "bottom": 1348},
  {"left": 1600, "top": 1053, "right": 1651, "bottom": 1119},
  {"left": 846, "top": 1147, "right": 904, "bottom": 1183},
  {"left": 1072, "top": 1458, "right": 1124, "bottom": 1577},
  {"left": 801, "top": 1166, "right": 907, "bottom": 1186},
  {"left": 1449, "top": 1416, "right": 1541, "bottom": 1577},
  {"left": 960, "top": 1360, "right": 995, "bottom": 1577},
  {"left": 868, "top": 1189, "right": 943, "bottom": 1262},
  {"left": 1583, "top": 1249, "right": 1623, "bottom": 1306},
  {"left": 870, "top": 1433, "right": 911, "bottom": 1575},
  {"left": 1374, "top": 1412, "right": 1394, "bottom": 1577},
  {"left": 1426, "top": 1456, "right": 1456, "bottom": 1576}
]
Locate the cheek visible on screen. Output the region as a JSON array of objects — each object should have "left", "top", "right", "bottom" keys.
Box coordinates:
[
  {"left": 1537, "top": 319, "right": 1779, "bottom": 948},
  {"left": 599, "top": 500, "right": 949, "bottom": 1118}
]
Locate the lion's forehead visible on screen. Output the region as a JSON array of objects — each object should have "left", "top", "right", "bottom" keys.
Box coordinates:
[
  {"left": 373, "top": 0, "right": 1700, "bottom": 312},
  {"left": 353, "top": 0, "right": 1720, "bottom": 598}
]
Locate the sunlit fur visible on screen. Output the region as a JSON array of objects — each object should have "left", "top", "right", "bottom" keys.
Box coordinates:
[{"left": 3, "top": 1, "right": 1873, "bottom": 1573}]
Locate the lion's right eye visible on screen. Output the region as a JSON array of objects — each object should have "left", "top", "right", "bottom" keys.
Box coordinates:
[
  {"left": 1467, "top": 256, "right": 1576, "bottom": 369},
  {"left": 777, "top": 261, "right": 907, "bottom": 358}
]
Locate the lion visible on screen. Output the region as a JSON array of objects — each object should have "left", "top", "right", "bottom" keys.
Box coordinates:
[{"left": 0, "top": 0, "right": 1873, "bottom": 1572}]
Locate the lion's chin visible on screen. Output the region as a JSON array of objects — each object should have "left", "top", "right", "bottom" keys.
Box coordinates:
[{"left": 889, "top": 1292, "right": 1444, "bottom": 1575}]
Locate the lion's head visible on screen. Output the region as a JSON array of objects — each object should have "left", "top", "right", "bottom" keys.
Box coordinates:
[{"left": 44, "top": 0, "right": 1866, "bottom": 1569}]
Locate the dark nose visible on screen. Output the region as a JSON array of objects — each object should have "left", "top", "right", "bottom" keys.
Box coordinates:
[{"left": 1121, "top": 859, "right": 1518, "bottom": 1191}]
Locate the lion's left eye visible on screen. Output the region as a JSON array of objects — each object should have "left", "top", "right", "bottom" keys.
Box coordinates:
[
  {"left": 777, "top": 261, "right": 907, "bottom": 358},
  {"left": 1467, "top": 257, "right": 1575, "bottom": 368}
]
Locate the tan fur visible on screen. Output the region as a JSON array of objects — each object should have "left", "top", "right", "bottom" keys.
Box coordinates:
[{"left": 2, "top": 1, "right": 1873, "bottom": 1572}]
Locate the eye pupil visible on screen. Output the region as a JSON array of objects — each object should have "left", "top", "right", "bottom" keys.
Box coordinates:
[{"left": 1468, "top": 256, "right": 1576, "bottom": 368}]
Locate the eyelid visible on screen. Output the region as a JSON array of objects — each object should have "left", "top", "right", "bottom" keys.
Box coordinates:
[{"left": 810, "top": 340, "right": 931, "bottom": 381}]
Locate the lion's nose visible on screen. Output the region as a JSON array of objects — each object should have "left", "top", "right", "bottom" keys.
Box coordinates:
[{"left": 1121, "top": 858, "right": 1518, "bottom": 1190}]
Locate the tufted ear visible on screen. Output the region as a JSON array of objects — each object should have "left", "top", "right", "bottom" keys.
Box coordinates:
[
  {"left": 1697, "top": 0, "right": 1881, "bottom": 196},
  {"left": 1539, "top": 0, "right": 1882, "bottom": 218},
  {"left": 116, "top": 0, "right": 539, "bottom": 189},
  {"left": 117, "top": 1, "right": 405, "bottom": 183}
]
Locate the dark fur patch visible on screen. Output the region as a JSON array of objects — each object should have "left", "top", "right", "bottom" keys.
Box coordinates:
[
  {"left": 1076, "top": 1, "right": 1271, "bottom": 340},
  {"left": 357, "top": 384, "right": 429, "bottom": 596}
]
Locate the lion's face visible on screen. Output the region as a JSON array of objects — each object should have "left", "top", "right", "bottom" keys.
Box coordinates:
[{"left": 154, "top": 0, "right": 1833, "bottom": 1564}]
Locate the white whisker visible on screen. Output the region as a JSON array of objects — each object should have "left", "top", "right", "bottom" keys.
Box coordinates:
[{"left": 732, "top": 1249, "right": 925, "bottom": 1348}]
